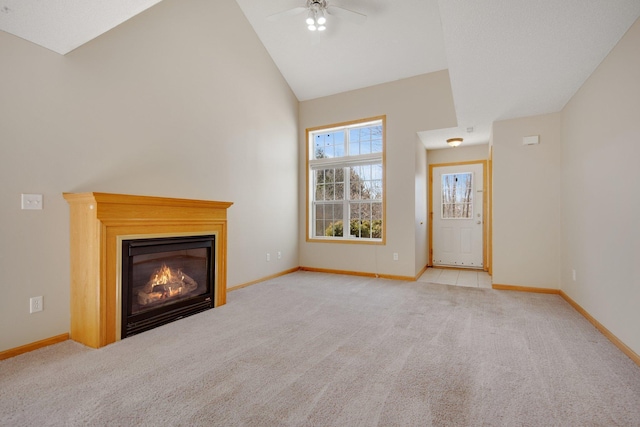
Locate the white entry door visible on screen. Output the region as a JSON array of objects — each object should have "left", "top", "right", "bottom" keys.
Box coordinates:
[{"left": 432, "top": 163, "right": 483, "bottom": 268}]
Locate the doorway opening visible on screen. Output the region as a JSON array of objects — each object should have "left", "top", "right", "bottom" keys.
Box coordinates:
[{"left": 429, "top": 161, "right": 488, "bottom": 270}]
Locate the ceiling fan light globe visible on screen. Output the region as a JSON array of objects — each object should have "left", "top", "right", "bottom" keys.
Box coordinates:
[
  {"left": 316, "top": 13, "right": 326, "bottom": 25},
  {"left": 308, "top": 24, "right": 317, "bottom": 31},
  {"left": 306, "top": 16, "right": 315, "bottom": 25},
  {"left": 318, "top": 25, "right": 326, "bottom": 31}
]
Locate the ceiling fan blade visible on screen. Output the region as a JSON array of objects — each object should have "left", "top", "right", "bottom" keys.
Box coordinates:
[
  {"left": 326, "top": 5, "right": 367, "bottom": 24},
  {"left": 267, "top": 6, "right": 308, "bottom": 22}
]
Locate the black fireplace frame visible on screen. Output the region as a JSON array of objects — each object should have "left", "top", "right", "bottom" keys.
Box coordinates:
[{"left": 121, "top": 235, "right": 216, "bottom": 338}]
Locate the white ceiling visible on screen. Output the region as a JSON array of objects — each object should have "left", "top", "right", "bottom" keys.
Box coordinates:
[
  {"left": 1, "top": 0, "right": 639, "bottom": 149},
  {"left": 0, "top": 0, "right": 163, "bottom": 55},
  {"left": 235, "top": 0, "right": 449, "bottom": 102}
]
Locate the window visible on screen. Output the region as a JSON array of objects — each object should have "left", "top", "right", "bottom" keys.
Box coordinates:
[
  {"left": 308, "top": 117, "right": 385, "bottom": 242},
  {"left": 441, "top": 172, "right": 473, "bottom": 219}
]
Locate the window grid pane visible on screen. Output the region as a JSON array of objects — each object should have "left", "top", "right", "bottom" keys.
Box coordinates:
[
  {"left": 315, "top": 168, "right": 345, "bottom": 201},
  {"left": 315, "top": 202, "right": 345, "bottom": 237},
  {"left": 348, "top": 125, "right": 383, "bottom": 156},
  {"left": 314, "top": 131, "right": 345, "bottom": 159},
  {"left": 349, "top": 164, "right": 383, "bottom": 202},
  {"left": 349, "top": 201, "right": 382, "bottom": 239}
]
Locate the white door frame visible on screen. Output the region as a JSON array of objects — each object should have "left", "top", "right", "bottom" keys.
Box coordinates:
[{"left": 428, "top": 160, "right": 488, "bottom": 270}]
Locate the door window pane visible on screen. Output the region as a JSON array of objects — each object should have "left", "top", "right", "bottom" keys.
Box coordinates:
[{"left": 441, "top": 173, "right": 473, "bottom": 219}]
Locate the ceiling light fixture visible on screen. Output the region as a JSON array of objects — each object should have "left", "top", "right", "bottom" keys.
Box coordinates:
[
  {"left": 447, "top": 138, "right": 463, "bottom": 148},
  {"left": 307, "top": 1, "right": 327, "bottom": 32}
]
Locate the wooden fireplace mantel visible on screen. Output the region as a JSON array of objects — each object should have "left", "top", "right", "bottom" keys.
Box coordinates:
[{"left": 63, "top": 192, "right": 232, "bottom": 349}]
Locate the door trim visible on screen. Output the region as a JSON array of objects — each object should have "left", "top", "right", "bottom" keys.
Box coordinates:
[
  {"left": 487, "top": 147, "right": 493, "bottom": 275},
  {"left": 428, "top": 160, "right": 488, "bottom": 271}
]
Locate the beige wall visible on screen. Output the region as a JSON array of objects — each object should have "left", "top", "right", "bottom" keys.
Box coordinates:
[
  {"left": 492, "top": 113, "right": 562, "bottom": 288},
  {"left": 560, "top": 17, "right": 640, "bottom": 355},
  {"left": 0, "top": 0, "right": 299, "bottom": 351},
  {"left": 427, "top": 143, "right": 489, "bottom": 164},
  {"left": 298, "top": 72, "right": 457, "bottom": 278}
]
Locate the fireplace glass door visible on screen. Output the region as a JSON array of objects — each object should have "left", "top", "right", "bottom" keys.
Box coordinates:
[{"left": 122, "top": 235, "right": 215, "bottom": 338}]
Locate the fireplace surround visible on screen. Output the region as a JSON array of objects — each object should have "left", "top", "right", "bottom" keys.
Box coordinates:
[{"left": 64, "top": 192, "right": 232, "bottom": 348}]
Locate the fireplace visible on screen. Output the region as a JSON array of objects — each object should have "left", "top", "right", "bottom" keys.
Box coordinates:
[
  {"left": 121, "top": 235, "right": 216, "bottom": 338},
  {"left": 64, "top": 192, "right": 232, "bottom": 348}
]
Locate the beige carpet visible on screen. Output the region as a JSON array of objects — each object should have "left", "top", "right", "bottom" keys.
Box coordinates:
[{"left": 1, "top": 271, "right": 639, "bottom": 426}]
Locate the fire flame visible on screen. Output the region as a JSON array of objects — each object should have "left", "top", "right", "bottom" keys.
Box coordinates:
[
  {"left": 152, "top": 264, "right": 184, "bottom": 286},
  {"left": 149, "top": 264, "right": 186, "bottom": 298},
  {"left": 138, "top": 263, "right": 197, "bottom": 306}
]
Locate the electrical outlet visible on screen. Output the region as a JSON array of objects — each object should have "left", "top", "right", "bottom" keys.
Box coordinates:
[
  {"left": 572, "top": 269, "right": 576, "bottom": 281},
  {"left": 277, "top": 251, "right": 282, "bottom": 260},
  {"left": 30, "top": 296, "right": 43, "bottom": 313},
  {"left": 393, "top": 252, "right": 399, "bottom": 261},
  {"left": 266, "top": 253, "right": 271, "bottom": 262}
]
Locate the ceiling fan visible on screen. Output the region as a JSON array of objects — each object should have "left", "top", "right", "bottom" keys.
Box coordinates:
[{"left": 268, "top": 0, "right": 366, "bottom": 32}]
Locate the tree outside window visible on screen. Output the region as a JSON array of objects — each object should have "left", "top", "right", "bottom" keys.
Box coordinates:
[{"left": 441, "top": 172, "right": 473, "bottom": 219}]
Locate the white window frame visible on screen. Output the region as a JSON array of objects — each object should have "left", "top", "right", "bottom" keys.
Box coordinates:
[{"left": 307, "top": 116, "right": 386, "bottom": 244}]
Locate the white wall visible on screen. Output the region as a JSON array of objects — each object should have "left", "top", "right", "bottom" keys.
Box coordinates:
[
  {"left": 560, "top": 17, "right": 640, "bottom": 355},
  {"left": 298, "top": 72, "right": 457, "bottom": 278},
  {"left": 0, "top": 0, "right": 299, "bottom": 352},
  {"left": 492, "top": 113, "right": 562, "bottom": 288},
  {"left": 415, "top": 140, "right": 428, "bottom": 275},
  {"left": 427, "top": 143, "right": 489, "bottom": 165}
]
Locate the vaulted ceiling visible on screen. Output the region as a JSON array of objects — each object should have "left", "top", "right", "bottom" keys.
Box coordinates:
[{"left": 1, "top": 0, "right": 639, "bottom": 149}]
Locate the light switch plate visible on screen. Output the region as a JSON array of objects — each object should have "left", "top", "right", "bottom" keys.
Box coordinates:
[{"left": 21, "top": 193, "right": 43, "bottom": 210}]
